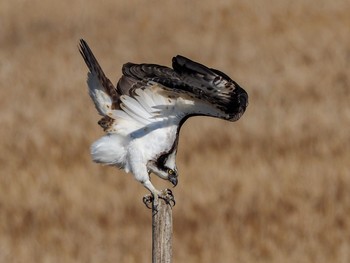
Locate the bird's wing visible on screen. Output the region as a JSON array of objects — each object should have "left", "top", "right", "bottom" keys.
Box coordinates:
[
  {"left": 120, "top": 55, "right": 248, "bottom": 123},
  {"left": 79, "top": 39, "right": 248, "bottom": 134},
  {"left": 110, "top": 80, "right": 191, "bottom": 136},
  {"left": 79, "top": 39, "right": 181, "bottom": 134},
  {"left": 172, "top": 55, "right": 244, "bottom": 111},
  {"left": 79, "top": 39, "right": 120, "bottom": 116}
]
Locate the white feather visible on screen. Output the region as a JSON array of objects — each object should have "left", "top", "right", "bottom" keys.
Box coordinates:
[
  {"left": 120, "top": 96, "right": 152, "bottom": 125},
  {"left": 87, "top": 72, "right": 113, "bottom": 116},
  {"left": 135, "top": 89, "right": 156, "bottom": 113},
  {"left": 91, "top": 134, "right": 129, "bottom": 171},
  {"left": 121, "top": 96, "right": 152, "bottom": 120}
]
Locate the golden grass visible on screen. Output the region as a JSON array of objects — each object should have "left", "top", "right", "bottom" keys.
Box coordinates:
[{"left": 0, "top": 0, "right": 349, "bottom": 262}]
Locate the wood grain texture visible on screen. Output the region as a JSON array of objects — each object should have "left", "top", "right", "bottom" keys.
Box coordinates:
[{"left": 152, "top": 199, "right": 173, "bottom": 263}]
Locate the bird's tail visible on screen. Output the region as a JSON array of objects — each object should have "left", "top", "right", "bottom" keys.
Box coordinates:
[
  {"left": 79, "top": 39, "right": 120, "bottom": 116},
  {"left": 91, "top": 134, "right": 128, "bottom": 169}
]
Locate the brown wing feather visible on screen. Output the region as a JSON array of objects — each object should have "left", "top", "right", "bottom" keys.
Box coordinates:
[{"left": 118, "top": 56, "right": 248, "bottom": 120}]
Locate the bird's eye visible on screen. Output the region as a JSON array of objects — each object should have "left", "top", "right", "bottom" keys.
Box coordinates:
[{"left": 167, "top": 169, "right": 174, "bottom": 175}]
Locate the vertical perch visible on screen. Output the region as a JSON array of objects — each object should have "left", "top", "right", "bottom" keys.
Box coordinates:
[{"left": 152, "top": 199, "right": 173, "bottom": 263}]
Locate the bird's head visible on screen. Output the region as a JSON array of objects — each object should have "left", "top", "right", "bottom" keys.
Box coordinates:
[
  {"left": 148, "top": 150, "right": 179, "bottom": 187},
  {"left": 162, "top": 149, "right": 178, "bottom": 187},
  {"left": 166, "top": 167, "right": 178, "bottom": 187},
  {"left": 147, "top": 164, "right": 178, "bottom": 187}
]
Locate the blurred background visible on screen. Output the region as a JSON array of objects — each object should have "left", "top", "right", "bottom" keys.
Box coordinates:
[{"left": 0, "top": 0, "right": 349, "bottom": 262}]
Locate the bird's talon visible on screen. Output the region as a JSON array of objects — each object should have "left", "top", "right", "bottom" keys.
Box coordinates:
[
  {"left": 143, "top": 189, "right": 175, "bottom": 209},
  {"left": 142, "top": 195, "right": 153, "bottom": 209},
  {"left": 165, "top": 188, "right": 173, "bottom": 195},
  {"left": 159, "top": 189, "right": 176, "bottom": 207}
]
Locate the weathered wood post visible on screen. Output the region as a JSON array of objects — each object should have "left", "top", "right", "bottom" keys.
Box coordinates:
[{"left": 152, "top": 198, "right": 173, "bottom": 263}]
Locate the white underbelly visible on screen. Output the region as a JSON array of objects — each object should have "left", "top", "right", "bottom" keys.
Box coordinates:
[
  {"left": 125, "top": 124, "right": 178, "bottom": 171},
  {"left": 136, "top": 125, "right": 177, "bottom": 159}
]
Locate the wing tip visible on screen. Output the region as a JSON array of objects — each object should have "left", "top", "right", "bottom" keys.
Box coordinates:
[
  {"left": 78, "top": 39, "right": 88, "bottom": 56},
  {"left": 78, "top": 38, "right": 95, "bottom": 71},
  {"left": 172, "top": 55, "right": 213, "bottom": 77},
  {"left": 172, "top": 55, "right": 234, "bottom": 82},
  {"left": 172, "top": 55, "right": 190, "bottom": 69}
]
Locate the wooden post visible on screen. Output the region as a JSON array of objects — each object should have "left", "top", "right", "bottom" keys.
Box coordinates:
[{"left": 152, "top": 198, "right": 173, "bottom": 263}]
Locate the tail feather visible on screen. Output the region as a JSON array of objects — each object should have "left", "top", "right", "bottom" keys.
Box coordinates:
[{"left": 91, "top": 135, "right": 128, "bottom": 170}]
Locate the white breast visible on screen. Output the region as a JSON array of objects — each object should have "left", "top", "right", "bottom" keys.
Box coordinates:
[{"left": 128, "top": 124, "right": 178, "bottom": 162}]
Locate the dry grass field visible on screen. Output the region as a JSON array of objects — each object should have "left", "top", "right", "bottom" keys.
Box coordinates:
[{"left": 1, "top": 0, "right": 349, "bottom": 262}]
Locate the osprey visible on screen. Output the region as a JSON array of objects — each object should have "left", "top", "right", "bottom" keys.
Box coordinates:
[{"left": 79, "top": 39, "right": 248, "bottom": 207}]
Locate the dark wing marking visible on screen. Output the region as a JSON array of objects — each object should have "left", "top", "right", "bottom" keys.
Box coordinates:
[
  {"left": 117, "top": 63, "right": 181, "bottom": 96},
  {"left": 171, "top": 55, "right": 247, "bottom": 113}
]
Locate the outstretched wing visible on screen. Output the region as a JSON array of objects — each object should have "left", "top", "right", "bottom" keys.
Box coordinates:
[
  {"left": 79, "top": 39, "right": 248, "bottom": 135},
  {"left": 120, "top": 55, "right": 248, "bottom": 122},
  {"left": 172, "top": 55, "right": 247, "bottom": 116},
  {"left": 79, "top": 39, "right": 120, "bottom": 115}
]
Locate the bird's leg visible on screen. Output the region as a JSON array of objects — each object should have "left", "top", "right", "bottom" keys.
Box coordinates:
[{"left": 142, "top": 180, "right": 175, "bottom": 210}]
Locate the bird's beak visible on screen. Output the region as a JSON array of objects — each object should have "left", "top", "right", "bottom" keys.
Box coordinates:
[{"left": 169, "top": 175, "right": 178, "bottom": 187}]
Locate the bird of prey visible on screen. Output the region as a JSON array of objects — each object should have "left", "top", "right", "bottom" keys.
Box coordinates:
[{"left": 79, "top": 39, "right": 248, "bottom": 207}]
